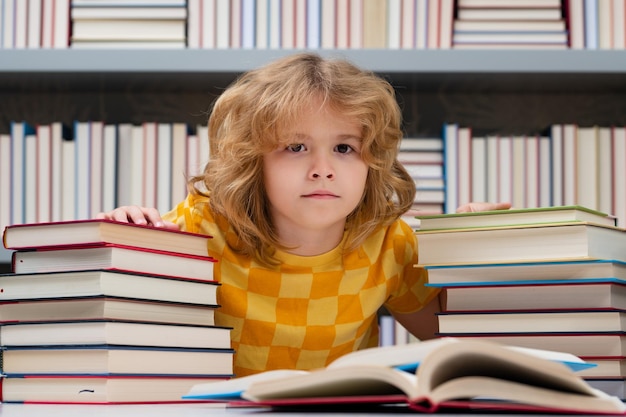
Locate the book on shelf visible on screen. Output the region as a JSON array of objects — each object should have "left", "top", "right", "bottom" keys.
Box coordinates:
[
  {"left": 70, "top": 6, "right": 188, "bottom": 20},
  {"left": 437, "top": 309, "right": 626, "bottom": 334},
  {"left": 0, "top": 319, "right": 231, "bottom": 349},
  {"left": 457, "top": 7, "right": 563, "bottom": 21},
  {"left": 416, "top": 222, "right": 626, "bottom": 265},
  {"left": 443, "top": 281, "right": 626, "bottom": 312},
  {"left": 183, "top": 337, "right": 626, "bottom": 415},
  {"left": 425, "top": 259, "right": 626, "bottom": 286},
  {"left": 0, "top": 296, "right": 217, "bottom": 326},
  {"left": 11, "top": 244, "right": 216, "bottom": 280},
  {"left": 2, "top": 345, "right": 234, "bottom": 377},
  {"left": 0, "top": 269, "right": 219, "bottom": 306},
  {"left": 2, "top": 219, "right": 212, "bottom": 257},
  {"left": 1, "top": 375, "right": 221, "bottom": 404},
  {"left": 71, "top": 19, "right": 186, "bottom": 42},
  {"left": 416, "top": 205, "right": 617, "bottom": 230},
  {"left": 183, "top": 337, "right": 594, "bottom": 402}
]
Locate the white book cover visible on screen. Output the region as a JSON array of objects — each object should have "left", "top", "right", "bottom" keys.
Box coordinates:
[
  {"left": 156, "top": 123, "right": 173, "bottom": 214},
  {"left": 36, "top": 124, "right": 52, "bottom": 223},
  {"left": 439, "top": 0, "right": 454, "bottom": 48},
  {"left": 241, "top": 0, "right": 256, "bottom": 48},
  {"left": 307, "top": 0, "right": 321, "bottom": 48},
  {"left": 215, "top": 0, "right": 231, "bottom": 49},
  {"left": 561, "top": 124, "right": 577, "bottom": 206},
  {"left": 387, "top": 0, "right": 401, "bottom": 49},
  {"left": 524, "top": 135, "right": 539, "bottom": 208},
  {"left": 142, "top": 122, "right": 158, "bottom": 209},
  {"left": 568, "top": 0, "right": 585, "bottom": 48},
  {"left": 550, "top": 124, "right": 564, "bottom": 206},
  {"left": 597, "top": 0, "right": 612, "bottom": 49},
  {"left": 281, "top": 0, "right": 295, "bottom": 48},
  {"left": 14, "top": 0, "right": 28, "bottom": 48},
  {"left": 613, "top": 127, "right": 626, "bottom": 228},
  {"left": 89, "top": 121, "right": 104, "bottom": 217},
  {"left": 73, "top": 121, "right": 91, "bottom": 220},
  {"left": 10, "top": 122, "right": 34, "bottom": 225},
  {"left": 130, "top": 125, "right": 145, "bottom": 207},
  {"left": 24, "top": 134, "right": 37, "bottom": 224},
  {"left": 335, "top": 0, "right": 349, "bottom": 49},
  {"left": 187, "top": 0, "right": 201, "bottom": 48},
  {"left": 456, "top": 127, "right": 472, "bottom": 207},
  {"left": 401, "top": 0, "right": 415, "bottom": 49},
  {"left": 202, "top": 0, "right": 217, "bottom": 48},
  {"left": 256, "top": 0, "right": 269, "bottom": 48},
  {"left": 230, "top": 0, "right": 241, "bottom": 48},
  {"left": 101, "top": 124, "right": 117, "bottom": 213},
  {"left": 427, "top": 0, "right": 440, "bottom": 49},
  {"left": 295, "top": 0, "right": 307, "bottom": 48},
  {"left": 485, "top": 136, "right": 498, "bottom": 203},
  {"left": 268, "top": 0, "right": 281, "bottom": 48},
  {"left": 511, "top": 135, "right": 525, "bottom": 208},
  {"left": 584, "top": 0, "right": 598, "bottom": 49},
  {"left": 27, "top": 0, "right": 42, "bottom": 48},
  {"left": 496, "top": 136, "right": 513, "bottom": 205},
  {"left": 115, "top": 123, "right": 133, "bottom": 207},
  {"left": 50, "top": 122, "right": 66, "bottom": 222},
  {"left": 470, "top": 136, "right": 486, "bottom": 203},
  {"left": 0, "top": 134, "right": 11, "bottom": 231},
  {"left": 442, "top": 123, "right": 458, "bottom": 213},
  {"left": 171, "top": 123, "right": 188, "bottom": 207},
  {"left": 53, "top": 0, "right": 70, "bottom": 47},
  {"left": 415, "top": 0, "right": 428, "bottom": 49},
  {"left": 613, "top": 0, "right": 625, "bottom": 49},
  {"left": 576, "top": 126, "right": 599, "bottom": 210},
  {"left": 2, "top": 0, "right": 15, "bottom": 48},
  {"left": 349, "top": 0, "right": 362, "bottom": 48},
  {"left": 538, "top": 135, "right": 552, "bottom": 208},
  {"left": 61, "top": 137, "right": 75, "bottom": 221},
  {"left": 321, "top": 0, "right": 335, "bottom": 48}
]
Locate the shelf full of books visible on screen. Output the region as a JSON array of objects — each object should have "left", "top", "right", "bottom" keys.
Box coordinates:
[
  {"left": 2, "top": 0, "right": 625, "bottom": 50},
  {"left": 0, "top": 120, "right": 445, "bottom": 262},
  {"left": 414, "top": 206, "right": 626, "bottom": 399}
]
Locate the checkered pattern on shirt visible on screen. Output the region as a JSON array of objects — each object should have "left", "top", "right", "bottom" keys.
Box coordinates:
[{"left": 163, "top": 194, "right": 438, "bottom": 377}]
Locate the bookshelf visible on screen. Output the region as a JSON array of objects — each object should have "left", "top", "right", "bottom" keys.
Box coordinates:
[{"left": 1, "top": 49, "right": 626, "bottom": 265}]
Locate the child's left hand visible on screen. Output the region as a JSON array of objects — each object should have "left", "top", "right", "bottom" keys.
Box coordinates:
[{"left": 456, "top": 202, "right": 512, "bottom": 213}]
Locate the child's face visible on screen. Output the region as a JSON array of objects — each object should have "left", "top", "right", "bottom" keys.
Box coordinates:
[{"left": 263, "top": 99, "right": 369, "bottom": 245}]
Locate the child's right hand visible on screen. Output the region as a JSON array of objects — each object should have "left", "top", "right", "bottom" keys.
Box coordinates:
[{"left": 96, "top": 206, "right": 180, "bottom": 230}]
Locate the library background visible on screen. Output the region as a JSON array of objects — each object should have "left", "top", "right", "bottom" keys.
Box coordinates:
[{"left": 0, "top": 0, "right": 626, "bottom": 405}]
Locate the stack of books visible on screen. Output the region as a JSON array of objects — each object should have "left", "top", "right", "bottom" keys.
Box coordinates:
[
  {"left": 398, "top": 136, "right": 445, "bottom": 229},
  {"left": 1, "top": 219, "right": 233, "bottom": 404},
  {"left": 452, "top": 0, "right": 568, "bottom": 49},
  {"left": 70, "top": 0, "right": 187, "bottom": 49},
  {"left": 415, "top": 206, "right": 626, "bottom": 399}
]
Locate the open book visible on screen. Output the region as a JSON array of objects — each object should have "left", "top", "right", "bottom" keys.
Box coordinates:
[{"left": 182, "top": 338, "right": 620, "bottom": 414}]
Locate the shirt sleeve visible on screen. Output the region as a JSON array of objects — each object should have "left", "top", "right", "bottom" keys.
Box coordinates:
[{"left": 383, "top": 220, "right": 440, "bottom": 315}]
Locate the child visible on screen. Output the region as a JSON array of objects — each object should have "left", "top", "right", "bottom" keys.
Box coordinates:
[{"left": 97, "top": 53, "right": 509, "bottom": 377}]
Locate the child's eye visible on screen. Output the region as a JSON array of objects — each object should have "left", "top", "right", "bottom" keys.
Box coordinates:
[
  {"left": 286, "top": 143, "right": 306, "bottom": 152},
  {"left": 335, "top": 144, "right": 354, "bottom": 154}
]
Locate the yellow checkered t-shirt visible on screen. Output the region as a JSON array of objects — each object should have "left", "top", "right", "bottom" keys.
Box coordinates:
[{"left": 163, "top": 193, "right": 438, "bottom": 377}]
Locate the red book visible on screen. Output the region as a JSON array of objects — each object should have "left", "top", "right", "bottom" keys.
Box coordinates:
[
  {"left": 11, "top": 243, "right": 216, "bottom": 280},
  {"left": 3, "top": 219, "right": 212, "bottom": 257}
]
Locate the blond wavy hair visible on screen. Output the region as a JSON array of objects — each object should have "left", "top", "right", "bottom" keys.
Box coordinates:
[{"left": 189, "top": 53, "right": 415, "bottom": 263}]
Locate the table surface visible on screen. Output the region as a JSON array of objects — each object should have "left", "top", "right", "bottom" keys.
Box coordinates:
[{"left": 0, "top": 403, "right": 616, "bottom": 417}]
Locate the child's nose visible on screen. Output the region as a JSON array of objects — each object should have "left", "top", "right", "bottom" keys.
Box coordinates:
[{"left": 309, "top": 153, "right": 335, "bottom": 179}]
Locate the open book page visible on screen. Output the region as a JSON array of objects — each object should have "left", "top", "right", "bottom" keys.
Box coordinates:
[
  {"left": 239, "top": 339, "right": 626, "bottom": 414},
  {"left": 416, "top": 339, "right": 595, "bottom": 395},
  {"left": 183, "top": 337, "right": 593, "bottom": 401}
]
